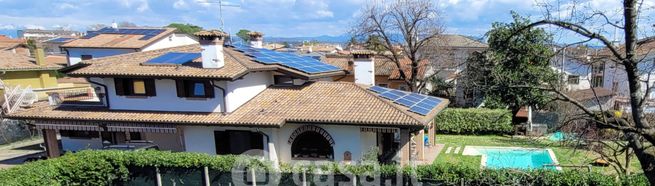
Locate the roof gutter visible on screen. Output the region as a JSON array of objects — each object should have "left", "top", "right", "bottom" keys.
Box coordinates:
[
  {"left": 86, "top": 78, "right": 110, "bottom": 108},
  {"left": 210, "top": 81, "right": 228, "bottom": 114}
]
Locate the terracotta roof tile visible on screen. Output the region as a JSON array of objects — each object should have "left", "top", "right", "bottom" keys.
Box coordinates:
[
  {"left": 433, "top": 35, "right": 488, "bottom": 48},
  {"left": 61, "top": 28, "right": 177, "bottom": 49},
  {"left": 0, "top": 51, "right": 61, "bottom": 71},
  {"left": 68, "top": 44, "right": 248, "bottom": 79},
  {"left": 68, "top": 44, "right": 344, "bottom": 80},
  {"left": 194, "top": 30, "right": 229, "bottom": 37},
  {"left": 45, "top": 55, "right": 67, "bottom": 66},
  {"left": 0, "top": 37, "right": 26, "bottom": 50},
  {"left": 323, "top": 55, "right": 428, "bottom": 80},
  {"left": 7, "top": 81, "right": 448, "bottom": 127},
  {"left": 566, "top": 88, "right": 614, "bottom": 101}
]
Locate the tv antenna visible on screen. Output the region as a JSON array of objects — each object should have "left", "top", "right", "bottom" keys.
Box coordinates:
[{"left": 203, "top": 0, "right": 241, "bottom": 31}]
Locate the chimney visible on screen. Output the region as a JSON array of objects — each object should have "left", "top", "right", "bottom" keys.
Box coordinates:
[
  {"left": 248, "top": 31, "right": 263, "bottom": 48},
  {"left": 352, "top": 50, "right": 375, "bottom": 86},
  {"left": 194, "top": 30, "right": 228, "bottom": 69},
  {"left": 35, "top": 47, "right": 46, "bottom": 66},
  {"left": 111, "top": 20, "right": 118, "bottom": 29}
]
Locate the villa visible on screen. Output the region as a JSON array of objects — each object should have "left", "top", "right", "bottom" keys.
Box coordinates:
[{"left": 5, "top": 30, "right": 448, "bottom": 166}]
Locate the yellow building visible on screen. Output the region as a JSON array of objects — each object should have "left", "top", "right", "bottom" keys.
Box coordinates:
[{"left": 0, "top": 49, "right": 62, "bottom": 100}]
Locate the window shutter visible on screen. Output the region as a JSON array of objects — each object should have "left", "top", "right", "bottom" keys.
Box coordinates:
[
  {"left": 114, "top": 78, "right": 125, "bottom": 96},
  {"left": 175, "top": 80, "right": 186, "bottom": 97},
  {"left": 204, "top": 81, "right": 215, "bottom": 98},
  {"left": 144, "top": 79, "right": 156, "bottom": 96}
]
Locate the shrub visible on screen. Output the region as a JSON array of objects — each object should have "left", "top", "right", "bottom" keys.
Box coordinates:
[
  {"left": 0, "top": 150, "right": 648, "bottom": 186},
  {"left": 436, "top": 108, "right": 513, "bottom": 134}
]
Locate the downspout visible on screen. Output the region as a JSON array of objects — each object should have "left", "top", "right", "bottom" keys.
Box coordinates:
[
  {"left": 86, "top": 78, "right": 109, "bottom": 108},
  {"left": 64, "top": 49, "right": 70, "bottom": 66},
  {"left": 210, "top": 81, "right": 227, "bottom": 114}
]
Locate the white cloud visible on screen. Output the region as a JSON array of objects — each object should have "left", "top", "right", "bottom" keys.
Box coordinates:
[
  {"left": 119, "top": 0, "right": 150, "bottom": 12},
  {"left": 292, "top": 0, "right": 334, "bottom": 19},
  {"left": 0, "top": 24, "right": 16, "bottom": 30},
  {"left": 193, "top": 0, "right": 212, "bottom": 8},
  {"left": 24, "top": 24, "right": 45, "bottom": 30},
  {"left": 173, "top": 0, "right": 188, "bottom": 9},
  {"left": 56, "top": 3, "right": 78, "bottom": 10}
]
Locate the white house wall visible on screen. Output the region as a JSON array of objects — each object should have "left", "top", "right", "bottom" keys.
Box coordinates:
[
  {"left": 66, "top": 48, "right": 136, "bottom": 66},
  {"left": 104, "top": 78, "right": 225, "bottom": 112},
  {"left": 142, "top": 33, "right": 198, "bottom": 51},
  {"left": 603, "top": 60, "right": 655, "bottom": 99},
  {"left": 183, "top": 124, "right": 379, "bottom": 164},
  {"left": 182, "top": 126, "right": 275, "bottom": 159},
  {"left": 276, "top": 124, "right": 377, "bottom": 163},
  {"left": 225, "top": 72, "right": 273, "bottom": 112}
]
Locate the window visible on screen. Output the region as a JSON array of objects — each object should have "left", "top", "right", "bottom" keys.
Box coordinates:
[
  {"left": 592, "top": 63, "right": 605, "bottom": 74},
  {"left": 214, "top": 130, "right": 264, "bottom": 155},
  {"left": 399, "top": 85, "right": 408, "bottom": 91},
  {"left": 60, "top": 130, "right": 99, "bottom": 139},
  {"left": 114, "top": 78, "right": 156, "bottom": 96},
  {"left": 132, "top": 80, "right": 146, "bottom": 94},
  {"left": 274, "top": 75, "right": 293, "bottom": 85},
  {"left": 377, "top": 83, "right": 389, "bottom": 88},
  {"left": 129, "top": 132, "right": 142, "bottom": 140},
  {"left": 175, "top": 80, "right": 214, "bottom": 98},
  {"left": 81, "top": 55, "right": 93, "bottom": 60},
  {"left": 567, "top": 75, "right": 580, "bottom": 84},
  {"left": 592, "top": 76, "right": 604, "bottom": 88}
]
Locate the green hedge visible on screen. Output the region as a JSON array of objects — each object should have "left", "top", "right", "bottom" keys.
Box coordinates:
[
  {"left": 0, "top": 150, "right": 648, "bottom": 186},
  {"left": 436, "top": 108, "right": 513, "bottom": 134}
]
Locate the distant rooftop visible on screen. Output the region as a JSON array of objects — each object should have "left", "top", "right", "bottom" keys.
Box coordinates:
[
  {"left": 434, "top": 34, "right": 488, "bottom": 48},
  {"left": 61, "top": 27, "right": 177, "bottom": 49}
]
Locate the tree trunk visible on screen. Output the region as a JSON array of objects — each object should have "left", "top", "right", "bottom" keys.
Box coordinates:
[
  {"left": 622, "top": 0, "right": 655, "bottom": 183},
  {"left": 626, "top": 133, "right": 655, "bottom": 183}
]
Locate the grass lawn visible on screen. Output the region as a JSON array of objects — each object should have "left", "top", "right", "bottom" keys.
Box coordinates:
[{"left": 434, "top": 134, "right": 643, "bottom": 175}]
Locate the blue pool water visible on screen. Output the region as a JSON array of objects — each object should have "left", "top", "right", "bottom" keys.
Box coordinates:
[{"left": 478, "top": 148, "right": 557, "bottom": 170}]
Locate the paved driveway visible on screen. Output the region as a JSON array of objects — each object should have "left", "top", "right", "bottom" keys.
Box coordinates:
[{"left": 0, "top": 138, "right": 46, "bottom": 169}]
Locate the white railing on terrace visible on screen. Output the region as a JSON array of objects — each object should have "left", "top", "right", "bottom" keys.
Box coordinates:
[{"left": 47, "top": 87, "right": 105, "bottom": 107}]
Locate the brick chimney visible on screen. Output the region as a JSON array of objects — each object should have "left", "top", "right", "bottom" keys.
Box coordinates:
[
  {"left": 194, "top": 30, "right": 228, "bottom": 69},
  {"left": 248, "top": 31, "right": 263, "bottom": 48},
  {"left": 352, "top": 50, "right": 375, "bottom": 86}
]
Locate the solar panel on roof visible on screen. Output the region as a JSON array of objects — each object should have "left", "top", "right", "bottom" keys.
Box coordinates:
[
  {"left": 83, "top": 27, "right": 166, "bottom": 40},
  {"left": 366, "top": 86, "right": 444, "bottom": 116},
  {"left": 369, "top": 86, "right": 390, "bottom": 93},
  {"left": 230, "top": 44, "right": 342, "bottom": 74},
  {"left": 144, "top": 52, "right": 200, "bottom": 65},
  {"left": 49, "top": 38, "right": 75, "bottom": 43},
  {"left": 409, "top": 106, "right": 432, "bottom": 115}
]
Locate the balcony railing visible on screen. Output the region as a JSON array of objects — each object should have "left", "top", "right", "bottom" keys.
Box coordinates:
[{"left": 47, "top": 87, "right": 105, "bottom": 107}]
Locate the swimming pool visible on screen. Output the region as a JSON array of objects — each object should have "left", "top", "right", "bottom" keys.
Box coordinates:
[{"left": 462, "top": 146, "right": 561, "bottom": 170}]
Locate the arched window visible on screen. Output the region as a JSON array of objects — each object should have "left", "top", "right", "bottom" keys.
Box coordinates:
[{"left": 289, "top": 125, "right": 334, "bottom": 160}]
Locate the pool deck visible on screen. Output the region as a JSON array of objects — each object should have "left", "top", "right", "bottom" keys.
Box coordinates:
[{"left": 416, "top": 144, "right": 444, "bottom": 165}]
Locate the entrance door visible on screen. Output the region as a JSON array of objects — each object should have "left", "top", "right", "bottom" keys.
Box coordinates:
[{"left": 378, "top": 133, "right": 399, "bottom": 163}]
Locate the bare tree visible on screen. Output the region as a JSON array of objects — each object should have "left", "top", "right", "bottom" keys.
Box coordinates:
[
  {"left": 515, "top": 0, "right": 655, "bottom": 183},
  {"left": 352, "top": 0, "right": 444, "bottom": 92}
]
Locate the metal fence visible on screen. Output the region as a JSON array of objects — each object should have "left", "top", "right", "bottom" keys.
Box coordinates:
[{"left": 113, "top": 166, "right": 427, "bottom": 186}]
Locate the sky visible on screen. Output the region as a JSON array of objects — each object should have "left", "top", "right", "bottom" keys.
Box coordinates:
[{"left": 0, "top": 0, "right": 644, "bottom": 41}]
